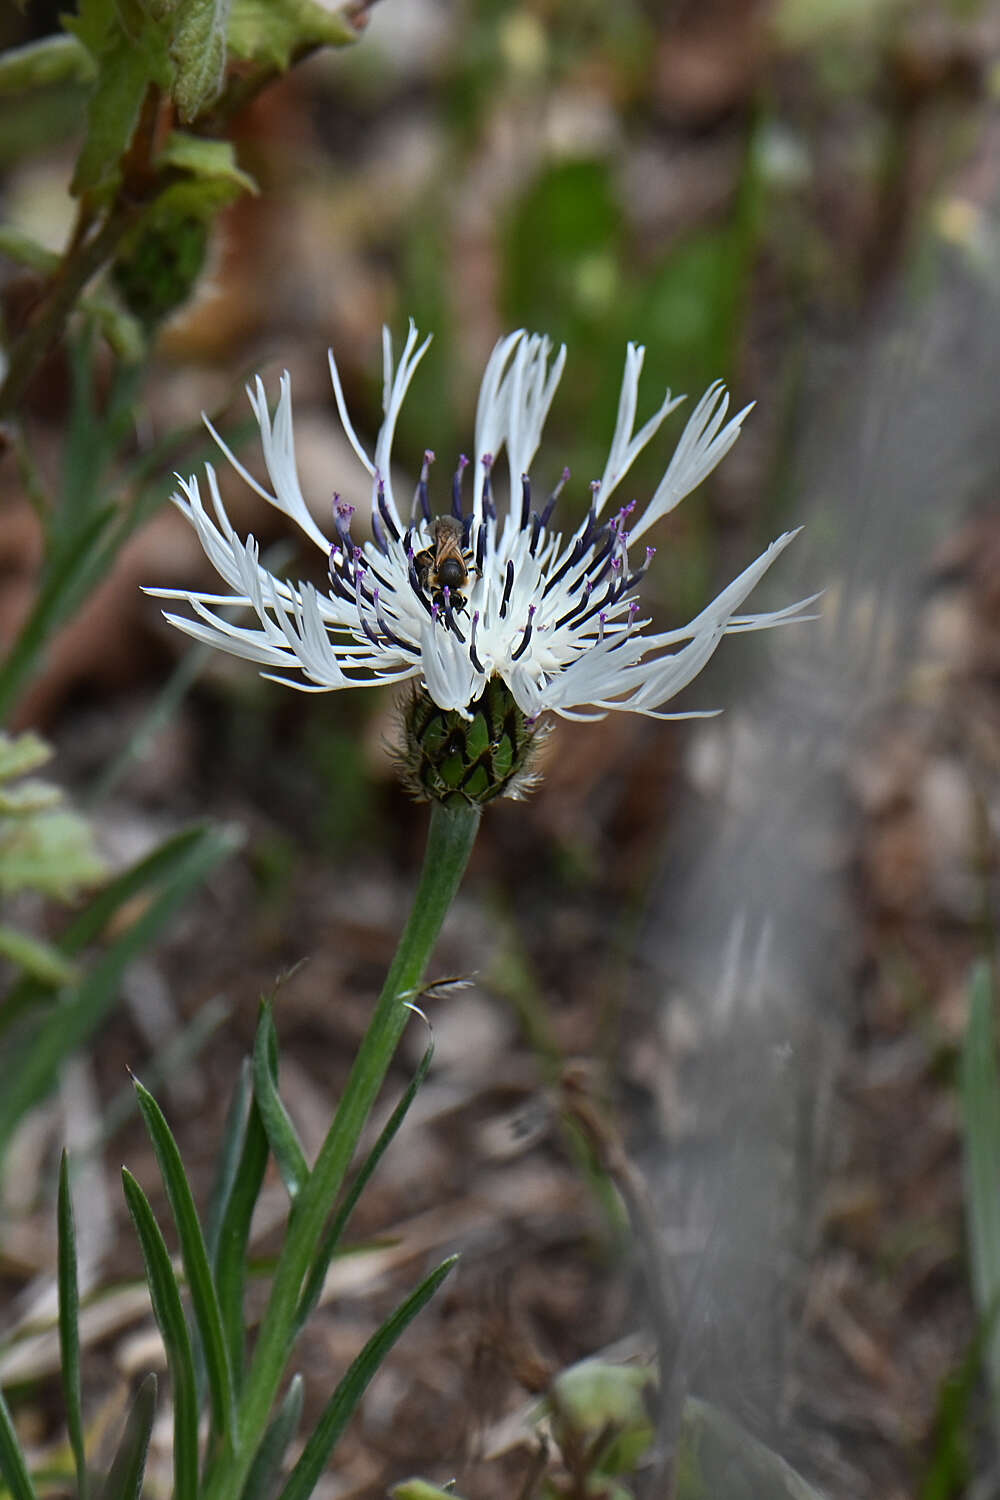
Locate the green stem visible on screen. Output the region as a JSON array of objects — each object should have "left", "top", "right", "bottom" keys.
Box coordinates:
[{"left": 208, "top": 798, "right": 480, "bottom": 1500}]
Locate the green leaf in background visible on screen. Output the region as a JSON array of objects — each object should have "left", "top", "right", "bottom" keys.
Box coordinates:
[
  {"left": 227, "top": 0, "right": 357, "bottom": 69},
  {"left": 238, "top": 1374, "right": 303, "bottom": 1500},
  {"left": 0, "top": 731, "right": 51, "bottom": 782},
  {"left": 170, "top": 0, "right": 231, "bottom": 121},
  {"left": 275, "top": 1256, "right": 458, "bottom": 1500},
  {"left": 0, "top": 1385, "right": 38, "bottom": 1500},
  {"left": 57, "top": 1153, "right": 88, "bottom": 1500},
  {"left": 543, "top": 1360, "right": 654, "bottom": 1477},
  {"left": 0, "top": 225, "right": 61, "bottom": 273},
  {"left": 99, "top": 1373, "right": 157, "bottom": 1500},
  {"left": 0, "top": 925, "right": 77, "bottom": 986},
  {"left": 390, "top": 1483, "right": 472, "bottom": 1500},
  {"left": 960, "top": 961, "right": 1000, "bottom": 1440},
  {"left": 0, "top": 810, "right": 108, "bottom": 899},
  {"left": 133, "top": 1079, "right": 236, "bottom": 1440},
  {"left": 158, "top": 131, "right": 257, "bottom": 195},
  {"left": 0, "top": 34, "right": 95, "bottom": 95},
  {"left": 252, "top": 1003, "right": 309, "bottom": 1202},
  {"left": 0, "top": 730, "right": 106, "bottom": 902},
  {"left": 65, "top": 0, "right": 171, "bottom": 195},
  {"left": 122, "top": 1169, "right": 200, "bottom": 1500},
  {"left": 0, "top": 822, "right": 241, "bottom": 1154}
]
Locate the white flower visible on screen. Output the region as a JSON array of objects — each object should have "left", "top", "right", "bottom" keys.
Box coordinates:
[{"left": 147, "top": 323, "right": 813, "bottom": 722}]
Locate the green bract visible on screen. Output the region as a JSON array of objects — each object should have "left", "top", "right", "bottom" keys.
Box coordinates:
[{"left": 400, "top": 677, "right": 545, "bottom": 806}]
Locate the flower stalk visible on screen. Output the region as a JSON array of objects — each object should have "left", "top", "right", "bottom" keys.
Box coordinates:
[{"left": 203, "top": 798, "right": 480, "bottom": 1500}]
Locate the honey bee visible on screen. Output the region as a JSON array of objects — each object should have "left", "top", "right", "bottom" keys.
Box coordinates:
[{"left": 415, "top": 515, "right": 474, "bottom": 613}]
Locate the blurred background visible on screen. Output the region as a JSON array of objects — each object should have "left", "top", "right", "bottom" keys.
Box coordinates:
[{"left": 3, "top": 0, "right": 1000, "bottom": 1496}]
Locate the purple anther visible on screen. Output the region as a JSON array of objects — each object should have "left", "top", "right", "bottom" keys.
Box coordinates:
[
  {"left": 371, "top": 513, "right": 388, "bottom": 555},
  {"left": 481, "top": 452, "right": 494, "bottom": 470},
  {"left": 520, "top": 474, "right": 532, "bottom": 531},
  {"left": 423, "top": 450, "right": 436, "bottom": 469}
]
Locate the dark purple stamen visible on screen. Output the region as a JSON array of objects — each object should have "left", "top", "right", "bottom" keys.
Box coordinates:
[
  {"left": 529, "top": 513, "right": 542, "bottom": 556},
  {"left": 441, "top": 586, "right": 466, "bottom": 643},
  {"left": 519, "top": 475, "right": 532, "bottom": 532},
  {"left": 481, "top": 454, "right": 497, "bottom": 522},
  {"left": 377, "top": 481, "right": 400, "bottom": 541},
  {"left": 511, "top": 604, "right": 536, "bottom": 662},
  {"left": 408, "top": 561, "right": 433, "bottom": 615},
  {"left": 372, "top": 586, "right": 415, "bottom": 652},
  {"left": 469, "top": 610, "right": 484, "bottom": 673},
  {"left": 475, "top": 521, "right": 486, "bottom": 573},
  {"left": 414, "top": 451, "right": 434, "bottom": 523},
  {"left": 499, "top": 559, "right": 514, "bottom": 619},
  {"left": 371, "top": 512, "right": 388, "bottom": 555}
]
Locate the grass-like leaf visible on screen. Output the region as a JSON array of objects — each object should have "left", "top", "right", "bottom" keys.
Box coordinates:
[
  {"left": 57, "top": 1152, "right": 87, "bottom": 1500},
  {"left": 0, "top": 506, "right": 118, "bottom": 723},
  {"left": 0, "top": 823, "right": 239, "bottom": 1152},
  {"left": 960, "top": 961, "right": 1000, "bottom": 1436},
  {"left": 133, "top": 1078, "right": 235, "bottom": 1441},
  {"left": 0, "top": 1386, "right": 37, "bottom": 1500},
  {"left": 239, "top": 1375, "right": 303, "bottom": 1500},
  {"left": 252, "top": 1004, "right": 308, "bottom": 1202},
  {"left": 207, "top": 1061, "right": 253, "bottom": 1266},
  {"left": 214, "top": 1088, "right": 270, "bottom": 1387},
  {"left": 296, "top": 1043, "right": 434, "bottom": 1332},
  {"left": 276, "top": 1255, "right": 458, "bottom": 1500},
  {"left": 122, "top": 1169, "right": 199, "bottom": 1500},
  {"left": 99, "top": 1373, "right": 157, "bottom": 1500}
]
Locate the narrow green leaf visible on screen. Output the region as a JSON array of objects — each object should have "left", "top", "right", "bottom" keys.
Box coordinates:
[
  {"left": 960, "top": 961, "right": 1000, "bottom": 1427},
  {"left": 239, "top": 1374, "right": 303, "bottom": 1500},
  {"left": 252, "top": 1004, "right": 308, "bottom": 1201},
  {"left": 0, "top": 1386, "right": 37, "bottom": 1500},
  {"left": 296, "top": 1044, "right": 434, "bottom": 1331},
  {"left": 99, "top": 1373, "right": 157, "bottom": 1500},
  {"left": 276, "top": 1257, "right": 458, "bottom": 1500},
  {"left": 57, "top": 1153, "right": 87, "bottom": 1500},
  {"left": 133, "top": 1079, "right": 235, "bottom": 1439},
  {"left": 0, "top": 824, "right": 239, "bottom": 1151},
  {"left": 214, "top": 1091, "right": 269, "bottom": 1387},
  {"left": 121, "top": 1170, "right": 199, "bottom": 1500},
  {"left": 206, "top": 1060, "right": 252, "bottom": 1265}
]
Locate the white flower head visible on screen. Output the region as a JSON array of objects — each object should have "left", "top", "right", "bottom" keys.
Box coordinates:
[{"left": 148, "top": 323, "right": 813, "bottom": 724}]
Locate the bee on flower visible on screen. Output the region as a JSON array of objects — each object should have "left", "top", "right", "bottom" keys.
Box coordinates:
[{"left": 147, "top": 324, "right": 813, "bottom": 803}]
